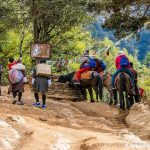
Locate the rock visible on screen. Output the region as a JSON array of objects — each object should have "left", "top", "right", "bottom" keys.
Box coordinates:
[
  {"left": 126, "top": 103, "right": 150, "bottom": 140},
  {"left": 39, "top": 117, "right": 47, "bottom": 121},
  {"left": 7, "top": 116, "right": 25, "bottom": 124},
  {"left": 0, "top": 119, "right": 20, "bottom": 150}
]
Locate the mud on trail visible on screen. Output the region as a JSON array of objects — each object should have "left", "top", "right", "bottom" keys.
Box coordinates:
[{"left": 0, "top": 85, "right": 150, "bottom": 150}]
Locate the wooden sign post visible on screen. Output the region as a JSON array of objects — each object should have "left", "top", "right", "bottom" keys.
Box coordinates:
[{"left": 30, "top": 43, "right": 50, "bottom": 58}]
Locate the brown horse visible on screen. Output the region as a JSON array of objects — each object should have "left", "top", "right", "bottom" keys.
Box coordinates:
[
  {"left": 58, "top": 71, "right": 103, "bottom": 102},
  {"left": 115, "top": 72, "right": 131, "bottom": 110},
  {"left": 101, "top": 72, "right": 118, "bottom": 105}
]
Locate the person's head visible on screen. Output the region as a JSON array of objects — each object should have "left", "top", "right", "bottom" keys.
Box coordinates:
[
  {"left": 83, "top": 49, "right": 89, "bottom": 56},
  {"left": 118, "top": 50, "right": 125, "bottom": 55},
  {"left": 9, "top": 57, "right": 14, "bottom": 63},
  {"left": 130, "top": 62, "right": 133, "bottom": 67}
]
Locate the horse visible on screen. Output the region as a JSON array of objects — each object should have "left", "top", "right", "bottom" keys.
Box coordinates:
[
  {"left": 102, "top": 72, "right": 118, "bottom": 105},
  {"left": 115, "top": 72, "right": 131, "bottom": 110},
  {"left": 58, "top": 71, "right": 103, "bottom": 102}
]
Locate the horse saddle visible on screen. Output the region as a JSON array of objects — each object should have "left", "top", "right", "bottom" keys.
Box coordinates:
[
  {"left": 115, "top": 72, "right": 132, "bottom": 85},
  {"left": 74, "top": 71, "right": 96, "bottom": 80}
]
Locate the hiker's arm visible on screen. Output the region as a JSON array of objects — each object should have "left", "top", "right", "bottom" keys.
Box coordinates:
[
  {"left": 80, "top": 57, "right": 88, "bottom": 69},
  {"left": 80, "top": 61, "right": 86, "bottom": 69}
]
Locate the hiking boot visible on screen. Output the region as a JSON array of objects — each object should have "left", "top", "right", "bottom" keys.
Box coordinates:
[
  {"left": 12, "top": 99, "right": 17, "bottom": 104},
  {"left": 41, "top": 104, "right": 46, "bottom": 109},
  {"left": 33, "top": 102, "right": 41, "bottom": 107},
  {"left": 17, "top": 101, "right": 24, "bottom": 105}
]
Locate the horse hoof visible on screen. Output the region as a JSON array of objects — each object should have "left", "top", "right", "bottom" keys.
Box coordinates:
[
  {"left": 127, "top": 107, "right": 130, "bottom": 110},
  {"left": 109, "top": 102, "right": 112, "bottom": 105},
  {"left": 90, "top": 101, "right": 95, "bottom": 103}
]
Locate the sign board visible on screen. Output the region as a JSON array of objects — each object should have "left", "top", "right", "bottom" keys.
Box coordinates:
[{"left": 30, "top": 43, "right": 50, "bottom": 58}]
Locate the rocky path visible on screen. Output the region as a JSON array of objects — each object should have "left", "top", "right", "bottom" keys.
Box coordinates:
[{"left": 0, "top": 85, "right": 150, "bottom": 150}]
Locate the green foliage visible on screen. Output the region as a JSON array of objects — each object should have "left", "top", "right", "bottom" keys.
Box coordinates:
[
  {"left": 51, "top": 26, "right": 94, "bottom": 60},
  {"left": 145, "top": 52, "right": 150, "bottom": 66},
  {"left": 88, "top": 0, "right": 150, "bottom": 38},
  {"left": 68, "top": 62, "right": 80, "bottom": 72},
  {"left": 0, "top": 29, "right": 32, "bottom": 74}
]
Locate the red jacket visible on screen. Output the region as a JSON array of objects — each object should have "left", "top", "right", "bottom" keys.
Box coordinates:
[
  {"left": 8, "top": 61, "right": 17, "bottom": 70},
  {"left": 115, "top": 54, "right": 130, "bottom": 69}
]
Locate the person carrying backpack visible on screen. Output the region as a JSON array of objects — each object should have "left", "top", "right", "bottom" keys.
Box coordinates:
[
  {"left": 9, "top": 59, "right": 26, "bottom": 105},
  {"left": 111, "top": 50, "right": 134, "bottom": 90},
  {"left": 32, "top": 59, "right": 51, "bottom": 109},
  {"left": 96, "top": 60, "right": 106, "bottom": 73},
  {"left": 74, "top": 50, "right": 96, "bottom": 84}
]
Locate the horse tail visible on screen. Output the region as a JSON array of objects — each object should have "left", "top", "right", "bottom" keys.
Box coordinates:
[
  {"left": 119, "top": 73, "right": 125, "bottom": 90},
  {"left": 97, "top": 75, "right": 103, "bottom": 100}
]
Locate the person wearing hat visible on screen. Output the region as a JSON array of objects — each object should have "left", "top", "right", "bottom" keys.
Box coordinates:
[
  {"left": 74, "top": 50, "right": 94, "bottom": 84},
  {"left": 111, "top": 50, "right": 134, "bottom": 90}
]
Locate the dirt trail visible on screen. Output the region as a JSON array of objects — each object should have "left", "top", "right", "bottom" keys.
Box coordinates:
[{"left": 0, "top": 85, "right": 150, "bottom": 150}]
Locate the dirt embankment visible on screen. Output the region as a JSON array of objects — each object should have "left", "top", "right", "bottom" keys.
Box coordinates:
[{"left": 0, "top": 85, "right": 150, "bottom": 150}]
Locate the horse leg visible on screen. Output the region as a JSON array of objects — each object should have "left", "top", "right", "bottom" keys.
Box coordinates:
[
  {"left": 109, "top": 89, "right": 118, "bottom": 105},
  {"left": 119, "top": 90, "right": 124, "bottom": 110},
  {"left": 125, "top": 92, "right": 130, "bottom": 109},
  {"left": 109, "top": 90, "right": 114, "bottom": 105},
  {"left": 129, "top": 95, "right": 134, "bottom": 107},
  {"left": 93, "top": 87, "right": 98, "bottom": 102},
  {"left": 74, "top": 84, "right": 81, "bottom": 101},
  {"left": 88, "top": 88, "right": 94, "bottom": 103},
  {"left": 81, "top": 88, "right": 87, "bottom": 101},
  {"left": 122, "top": 93, "right": 125, "bottom": 110},
  {"left": 97, "top": 75, "right": 103, "bottom": 101},
  {"left": 113, "top": 89, "right": 118, "bottom": 105}
]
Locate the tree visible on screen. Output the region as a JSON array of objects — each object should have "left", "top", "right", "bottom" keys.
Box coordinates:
[
  {"left": 87, "top": 0, "right": 150, "bottom": 38},
  {"left": 25, "top": 0, "right": 91, "bottom": 43}
]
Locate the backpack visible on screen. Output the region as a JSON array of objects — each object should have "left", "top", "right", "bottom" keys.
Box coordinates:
[
  {"left": 8, "top": 69, "right": 23, "bottom": 84},
  {"left": 86, "top": 56, "right": 96, "bottom": 68},
  {"left": 99, "top": 60, "right": 106, "bottom": 70},
  {"left": 120, "top": 55, "right": 129, "bottom": 67}
]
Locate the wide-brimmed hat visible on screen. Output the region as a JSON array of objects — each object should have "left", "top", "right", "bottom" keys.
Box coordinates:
[{"left": 118, "top": 50, "right": 125, "bottom": 55}]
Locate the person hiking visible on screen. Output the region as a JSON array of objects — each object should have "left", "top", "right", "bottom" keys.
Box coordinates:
[
  {"left": 95, "top": 59, "right": 106, "bottom": 74},
  {"left": 74, "top": 50, "right": 96, "bottom": 84},
  {"left": 9, "top": 59, "right": 26, "bottom": 105},
  {"left": 0, "top": 64, "right": 3, "bottom": 96},
  {"left": 8, "top": 57, "right": 17, "bottom": 70},
  {"left": 111, "top": 50, "right": 134, "bottom": 91},
  {"left": 32, "top": 59, "right": 51, "bottom": 109}
]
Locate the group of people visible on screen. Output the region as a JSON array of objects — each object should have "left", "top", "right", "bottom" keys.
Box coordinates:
[
  {"left": 73, "top": 49, "right": 140, "bottom": 97},
  {"left": 73, "top": 50, "right": 106, "bottom": 84},
  {"left": 6, "top": 58, "right": 51, "bottom": 108},
  {"left": 0, "top": 49, "right": 141, "bottom": 108}
]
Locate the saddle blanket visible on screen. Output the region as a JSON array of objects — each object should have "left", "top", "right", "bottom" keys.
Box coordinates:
[{"left": 74, "top": 71, "right": 97, "bottom": 80}]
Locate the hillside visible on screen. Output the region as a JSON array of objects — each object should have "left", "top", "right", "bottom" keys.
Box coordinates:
[
  {"left": 0, "top": 85, "right": 150, "bottom": 150},
  {"left": 89, "top": 19, "right": 150, "bottom": 61}
]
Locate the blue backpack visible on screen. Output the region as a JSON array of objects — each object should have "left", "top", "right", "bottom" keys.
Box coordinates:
[
  {"left": 120, "top": 55, "right": 129, "bottom": 67},
  {"left": 99, "top": 60, "right": 106, "bottom": 70},
  {"left": 86, "top": 56, "right": 96, "bottom": 68}
]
